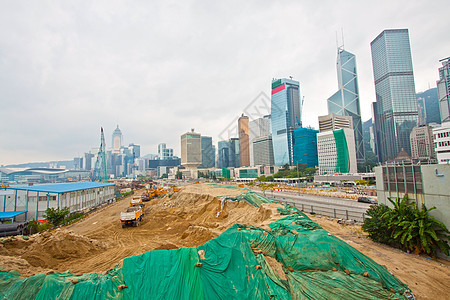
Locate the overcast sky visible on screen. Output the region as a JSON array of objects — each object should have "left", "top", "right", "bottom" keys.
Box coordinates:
[{"left": 1, "top": 1, "right": 449, "bottom": 165}]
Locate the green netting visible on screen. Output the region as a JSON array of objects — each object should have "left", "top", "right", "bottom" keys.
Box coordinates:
[
  {"left": 209, "top": 183, "right": 243, "bottom": 189},
  {"left": 0, "top": 200, "right": 413, "bottom": 299},
  {"left": 334, "top": 129, "right": 350, "bottom": 173},
  {"left": 221, "top": 191, "right": 275, "bottom": 207},
  {"left": 277, "top": 204, "right": 301, "bottom": 215},
  {"left": 0, "top": 267, "right": 124, "bottom": 300}
]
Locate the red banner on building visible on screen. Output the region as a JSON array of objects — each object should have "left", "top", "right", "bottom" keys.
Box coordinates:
[{"left": 271, "top": 84, "right": 285, "bottom": 95}]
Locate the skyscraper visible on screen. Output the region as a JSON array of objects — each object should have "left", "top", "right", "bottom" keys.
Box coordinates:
[
  {"left": 270, "top": 78, "right": 302, "bottom": 166},
  {"left": 249, "top": 116, "right": 271, "bottom": 166},
  {"left": 437, "top": 57, "right": 450, "bottom": 123},
  {"left": 370, "top": 29, "right": 418, "bottom": 162},
  {"left": 253, "top": 135, "right": 274, "bottom": 166},
  {"left": 199, "top": 136, "right": 215, "bottom": 168},
  {"left": 158, "top": 143, "right": 174, "bottom": 160},
  {"left": 218, "top": 141, "right": 230, "bottom": 168},
  {"left": 318, "top": 113, "right": 353, "bottom": 132},
  {"left": 229, "top": 138, "right": 240, "bottom": 168},
  {"left": 112, "top": 125, "right": 122, "bottom": 154},
  {"left": 317, "top": 128, "right": 357, "bottom": 174},
  {"left": 238, "top": 114, "right": 250, "bottom": 167},
  {"left": 293, "top": 127, "right": 318, "bottom": 168},
  {"left": 180, "top": 129, "right": 202, "bottom": 179},
  {"left": 327, "top": 47, "right": 364, "bottom": 163}
]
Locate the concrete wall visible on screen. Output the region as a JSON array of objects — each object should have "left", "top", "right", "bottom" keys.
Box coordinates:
[{"left": 375, "top": 165, "right": 450, "bottom": 230}]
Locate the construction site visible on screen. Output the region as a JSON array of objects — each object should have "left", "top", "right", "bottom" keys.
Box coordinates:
[{"left": 0, "top": 183, "right": 449, "bottom": 299}]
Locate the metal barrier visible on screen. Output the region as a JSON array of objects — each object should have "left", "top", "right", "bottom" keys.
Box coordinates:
[
  {"left": 275, "top": 197, "right": 366, "bottom": 223},
  {"left": 250, "top": 189, "right": 368, "bottom": 223}
]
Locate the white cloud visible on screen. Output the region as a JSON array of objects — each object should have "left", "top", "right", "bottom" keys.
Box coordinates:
[{"left": 0, "top": 0, "right": 449, "bottom": 164}]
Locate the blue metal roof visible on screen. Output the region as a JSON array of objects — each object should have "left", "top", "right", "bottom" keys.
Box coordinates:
[
  {"left": 6, "top": 182, "right": 114, "bottom": 194},
  {"left": 0, "top": 211, "right": 27, "bottom": 219}
]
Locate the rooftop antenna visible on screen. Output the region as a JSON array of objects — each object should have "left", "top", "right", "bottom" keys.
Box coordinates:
[
  {"left": 341, "top": 28, "right": 345, "bottom": 49},
  {"left": 335, "top": 31, "right": 338, "bottom": 49}
]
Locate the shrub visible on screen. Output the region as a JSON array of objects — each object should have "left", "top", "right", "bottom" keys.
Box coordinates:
[
  {"left": 363, "top": 195, "right": 450, "bottom": 258},
  {"left": 27, "top": 220, "right": 52, "bottom": 234},
  {"left": 384, "top": 196, "right": 449, "bottom": 257},
  {"left": 362, "top": 204, "right": 395, "bottom": 244},
  {"left": 61, "top": 212, "right": 85, "bottom": 225},
  {"left": 44, "top": 207, "right": 70, "bottom": 226}
]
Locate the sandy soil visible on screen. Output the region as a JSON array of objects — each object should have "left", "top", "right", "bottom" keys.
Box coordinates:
[
  {"left": 310, "top": 214, "right": 450, "bottom": 300},
  {"left": 0, "top": 184, "right": 282, "bottom": 276},
  {"left": 0, "top": 183, "right": 448, "bottom": 299}
]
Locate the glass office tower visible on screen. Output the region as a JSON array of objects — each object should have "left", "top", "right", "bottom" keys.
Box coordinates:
[
  {"left": 199, "top": 136, "right": 214, "bottom": 168},
  {"left": 437, "top": 57, "right": 450, "bottom": 123},
  {"left": 218, "top": 141, "right": 230, "bottom": 168},
  {"left": 327, "top": 47, "right": 364, "bottom": 163},
  {"left": 270, "top": 78, "right": 302, "bottom": 166},
  {"left": 370, "top": 29, "right": 418, "bottom": 162}
]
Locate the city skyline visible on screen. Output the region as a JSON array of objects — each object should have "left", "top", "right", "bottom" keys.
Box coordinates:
[{"left": 1, "top": 1, "right": 449, "bottom": 165}]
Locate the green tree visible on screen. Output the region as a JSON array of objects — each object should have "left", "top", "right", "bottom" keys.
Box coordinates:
[
  {"left": 355, "top": 179, "right": 369, "bottom": 186},
  {"left": 256, "top": 175, "right": 267, "bottom": 182},
  {"left": 44, "top": 207, "right": 70, "bottom": 226},
  {"left": 176, "top": 171, "right": 183, "bottom": 179}
]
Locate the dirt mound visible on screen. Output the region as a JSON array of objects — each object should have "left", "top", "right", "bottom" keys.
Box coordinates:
[
  {"left": 0, "top": 185, "right": 284, "bottom": 277},
  {"left": 1, "top": 229, "right": 107, "bottom": 275}
]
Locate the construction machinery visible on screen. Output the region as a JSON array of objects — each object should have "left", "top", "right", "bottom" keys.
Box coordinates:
[
  {"left": 130, "top": 196, "right": 145, "bottom": 215},
  {"left": 91, "top": 128, "right": 108, "bottom": 182},
  {"left": 120, "top": 206, "right": 143, "bottom": 228},
  {"left": 141, "top": 193, "right": 150, "bottom": 202}
]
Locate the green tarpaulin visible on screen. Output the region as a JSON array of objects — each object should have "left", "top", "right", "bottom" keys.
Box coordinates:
[{"left": 0, "top": 195, "right": 413, "bottom": 299}]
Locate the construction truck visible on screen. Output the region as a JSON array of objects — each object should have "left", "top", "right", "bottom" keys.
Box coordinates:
[
  {"left": 120, "top": 206, "right": 143, "bottom": 228},
  {"left": 141, "top": 193, "right": 150, "bottom": 202},
  {"left": 130, "top": 196, "right": 145, "bottom": 215}
]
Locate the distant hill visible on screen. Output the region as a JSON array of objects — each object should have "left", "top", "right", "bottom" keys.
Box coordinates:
[{"left": 417, "top": 88, "right": 440, "bottom": 124}]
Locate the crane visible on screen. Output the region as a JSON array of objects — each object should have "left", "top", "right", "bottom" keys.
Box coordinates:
[{"left": 91, "top": 127, "right": 108, "bottom": 182}]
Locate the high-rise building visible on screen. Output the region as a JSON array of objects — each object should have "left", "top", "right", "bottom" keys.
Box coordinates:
[
  {"left": 327, "top": 47, "right": 364, "bottom": 163},
  {"left": 180, "top": 129, "right": 202, "bottom": 178},
  {"left": 84, "top": 152, "right": 95, "bottom": 170},
  {"left": 318, "top": 113, "right": 353, "bottom": 132},
  {"left": 199, "top": 136, "right": 215, "bottom": 168},
  {"left": 229, "top": 138, "right": 240, "bottom": 168},
  {"left": 218, "top": 141, "right": 230, "bottom": 168},
  {"left": 238, "top": 114, "right": 250, "bottom": 167},
  {"left": 293, "top": 127, "right": 318, "bottom": 168},
  {"left": 249, "top": 116, "right": 271, "bottom": 166},
  {"left": 158, "top": 143, "right": 174, "bottom": 160},
  {"left": 317, "top": 128, "right": 357, "bottom": 174},
  {"left": 128, "top": 143, "right": 140, "bottom": 161},
  {"left": 433, "top": 122, "right": 450, "bottom": 164},
  {"left": 252, "top": 135, "right": 274, "bottom": 166},
  {"left": 270, "top": 78, "right": 302, "bottom": 166},
  {"left": 437, "top": 57, "right": 450, "bottom": 123},
  {"left": 410, "top": 125, "right": 435, "bottom": 160},
  {"left": 370, "top": 29, "right": 418, "bottom": 162},
  {"left": 73, "top": 157, "right": 83, "bottom": 170},
  {"left": 112, "top": 125, "right": 122, "bottom": 154}
]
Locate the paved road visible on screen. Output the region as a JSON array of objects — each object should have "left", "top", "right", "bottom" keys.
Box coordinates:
[{"left": 250, "top": 189, "right": 372, "bottom": 221}]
